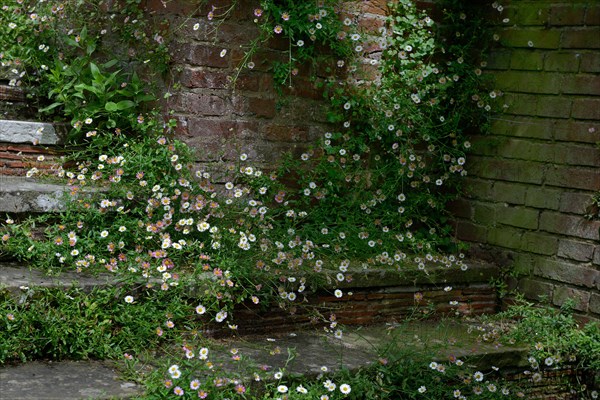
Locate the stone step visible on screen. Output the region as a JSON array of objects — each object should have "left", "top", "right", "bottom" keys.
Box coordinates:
[
  {"left": 0, "top": 262, "right": 119, "bottom": 296},
  {"left": 0, "top": 360, "right": 141, "bottom": 399},
  {"left": 0, "top": 176, "right": 70, "bottom": 213},
  {"left": 1, "top": 262, "right": 586, "bottom": 399},
  {"left": 0, "top": 321, "right": 530, "bottom": 400},
  {"left": 1, "top": 259, "right": 500, "bottom": 331},
  {"left": 0, "top": 176, "right": 103, "bottom": 213},
  {"left": 0, "top": 119, "right": 63, "bottom": 145}
]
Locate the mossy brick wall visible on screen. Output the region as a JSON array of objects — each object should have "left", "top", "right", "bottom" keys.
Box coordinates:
[
  {"left": 143, "top": 0, "right": 391, "bottom": 179},
  {"left": 450, "top": 0, "right": 600, "bottom": 321}
]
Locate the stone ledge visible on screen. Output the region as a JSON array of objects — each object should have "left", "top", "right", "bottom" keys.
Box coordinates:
[
  {"left": 0, "top": 360, "right": 141, "bottom": 400},
  {"left": 0, "top": 119, "right": 63, "bottom": 145},
  {"left": 0, "top": 262, "right": 118, "bottom": 296},
  {"left": 0, "top": 176, "right": 67, "bottom": 212},
  {"left": 0, "top": 259, "right": 499, "bottom": 333},
  {"left": 0, "top": 322, "right": 530, "bottom": 399},
  {"left": 0, "top": 176, "right": 102, "bottom": 213}
]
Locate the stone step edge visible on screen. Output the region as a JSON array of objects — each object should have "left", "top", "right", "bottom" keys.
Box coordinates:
[
  {"left": 0, "top": 176, "right": 104, "bottom": 213},
  {"left": 0, "top": 259, "right": 497, "bottom": 296},
  {"left": 0, "top": 119, "right": 64, "bottom": 145},
  {"left": 0, "top": 360, "right": 141, "bottom": 400},
  {"left": 0, "top": 321, "right": 532, "bottom": 400}
]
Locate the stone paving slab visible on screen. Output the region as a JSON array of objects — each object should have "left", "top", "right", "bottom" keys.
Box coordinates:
[
  {"left": 225, "top": 321, "right": 528, "bottom": 377},
  {"left": 0, "top": 262, "right": 118, "bottom": 295},
  {"left": 0, "top": 360, "right": 141, "bottom": 400},
  {"left": 0, "top": 119, "right": 62, "bottom": 145},
  {"left": 0, "top": 176, "right": 104, "bottom": 213},
  {"left": 0, "top": 176, "right": 68, "bottom": 212}
]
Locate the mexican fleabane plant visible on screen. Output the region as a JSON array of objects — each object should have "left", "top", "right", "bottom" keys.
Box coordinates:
[{"left": 1, "top": 0, "right": 505, "bottom": 398}]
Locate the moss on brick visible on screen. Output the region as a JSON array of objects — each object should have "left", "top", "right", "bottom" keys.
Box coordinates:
[
  {"left": 544, "top": 51, "right": 581, "bottom": 72},
  {"left": 521, "top": 232, "right": 558, "bottom": 255},
  {"left": 510, "top": 49, "right": 545, "bottom": 70}
]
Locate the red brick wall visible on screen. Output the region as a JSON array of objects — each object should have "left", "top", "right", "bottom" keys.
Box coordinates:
[
  {"left": 143, "top": 0, "right": 393, "bottom": 178},
  {"left": 451, "top": 1, "right": 600, "bottom": 321}
]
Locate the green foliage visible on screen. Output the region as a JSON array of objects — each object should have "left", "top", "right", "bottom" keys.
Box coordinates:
[
  {"left": 0, "top": 0, "right": 169, "bottom": 136},
  {"left": 496, "top": 299, "right": 600, "bottom": 372},
  {"left": 0, "top": 285, "right": 190, "bottom": 363}
]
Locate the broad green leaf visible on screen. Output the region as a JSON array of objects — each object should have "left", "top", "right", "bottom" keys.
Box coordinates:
[
  {"left": 115, "top": 100, "right": 136, "bottom": 110},
  {"left": 104, "top": 102, "right": 118, "bottom": 112}
]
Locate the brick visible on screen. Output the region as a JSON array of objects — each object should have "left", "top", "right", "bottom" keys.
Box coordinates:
[
  {"left": 544, "top": 52, "right": 581, "bottom": 72},
  {"left": 552, "top": 286, "right": 590, "bottom": 312},
  {"left": 510, "top": 50, "right": 545, "bottom": 70},
  {"left": 179, "top": 68, "right": 230, "bottom": 89},
  {"left": 494, "top": 139, "right": 555, "bottom": 163},
  {"left": 496, "top": 205, "right": 539, "bottom": 229},
  {"left": 231, "top": 48, "right": 286, "bottom": 72},
  {"left": 535, "top": 96, "right": 572, "bottom": 118},
  {"left": 490, "top": 117, "right": 554, "bottom": 140},
  {"left": 505, "top": 4, "right": 549, "bottom": 26},
  {"left": 561, "top": 28, "right": 600, "bottom": 49},
  {"left": 186, "top": 44, "right": 230, "bottom": 68},
  {"left": 518, "top": 278, "right": 553, "bottom": 301},
  {"left": 234, "top": 75, "right": 261, "bottom": 92},
  {"left": 493, "top": 181, "right": 527, "bottom": 205},
  {"left": 473, "top": 203, "right": 496, "bottom": 225},
  {"left": 571, "top": 98, "right": 600, "bottom": 120},
  {"left": 545, "top": 165, "right": 600, "bottom": 191},
  {"left": 554, "top": 143, "right": 600, "bottom": 167},
  {"left": 282, "top": 79, "right": 324, "bottom": 101},
  {"left": 557, "top": 239, "right": 595, "bottom": 262},
  {"left": 486, "top": 49, "right": 511, "bottom": 70},
  {"left": 215, "top": 22, "right": 260, "bottom": 44},
  {"left": 468, "top": 156, "right": 545, "bottom": 184},
  {"left": 247, "top": 97, "right": 276, "bottom": 118},
  {"left": 559, "top": 192, "right": 594, "bottom": 214},
  {"left": 535, "top": 259, "right": 599, "bottom": 289},
  {"left": 549, "top": 4, "right": 586, "bottom": 26},
  {"left": 469, "top": 136, "right": 498, "bottom": 157},
  {"left": 539, "top": 211, "right": 600, "bottom": 240},
  {"left": 359, "top": 0, "right": 390, "bottom": 15},
  {"left": 553, "top": 120, "right": 600, "bottom": 143},
  {"left": 358, "top": 14, "right": 386, "bottom": 32},
  {"left": 580, "top": 52, "right": 600, "bottom": 72},
  {"left": 487, "top": 226, "right": 524, "bottom": 248},
  {"left": 0, "top": 85, "right": 25, "bottom": 102},
  {"left": 500, "top": 28, "right": 561, "bottom": 49},
  {"left": 447, "top": 198, "right": 472, "bottom": 219},
  {"left": 463, "top": 177, "right": 494, "bottom": 200},
  {"left": 586, "top": 5, "right": 600, "bottom": 26},
  {"left": 521, "top": 232, "right": 558, "bottom": 255},
  {"left": 501, "top": 93, "right": 538, "bottom": 116},
  {"left": 144, "top": 0, "right": 202, "bottom": 15},
  {"left": 264, "top": 125, "right": 310, "bottom": 143},
  {"left": 172, "top": 93, "right": 228, "bottom": 116},
  {"left": 590, "top": 293, "right": 600, "bottom": 315},
  {"left": 494, "top": 71, "right": 562, "bottom": 94},
  {"left": 560, "top": 74, "right": 600, "bottom": 96},
  {"left": 525, "top": 188, "right": 561, "bottom": 210},
  {"left": 455, "top": 221, "right": 487, "bottom": 243}
]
